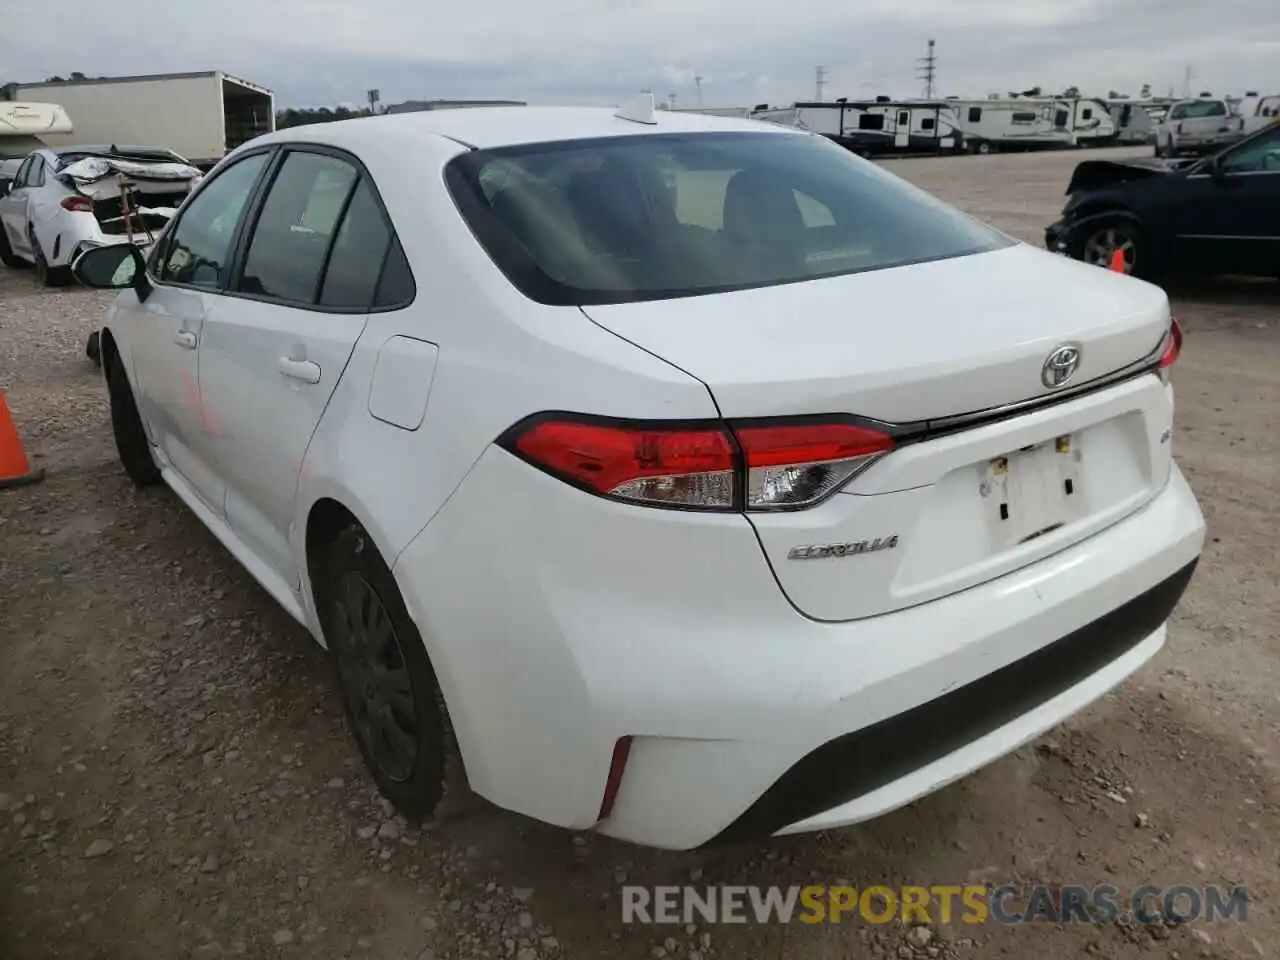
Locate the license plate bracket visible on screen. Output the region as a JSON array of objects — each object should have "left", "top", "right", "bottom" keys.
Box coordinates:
[{"left": 984, "top": 435, "right": 1082, "bottom": 547}]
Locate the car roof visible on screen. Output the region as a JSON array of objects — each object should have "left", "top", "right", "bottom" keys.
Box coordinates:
[{"left": 253, "top": 105, "right": 801, "bottom": 153}]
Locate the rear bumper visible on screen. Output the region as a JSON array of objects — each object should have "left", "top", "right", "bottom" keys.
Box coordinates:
[{"left": 394, "top": 451, "right": 1204, "bottom": 850}]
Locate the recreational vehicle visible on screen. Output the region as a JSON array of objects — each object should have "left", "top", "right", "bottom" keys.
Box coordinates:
[
  {"left": 765, "top": 98, "right": 963, "bottom": 156},
  {"left": 1105, "top": 100, "right": 1159, "bottom": 145},
  {"left": 953, "top": 97, "right": 1115, "bottom": 152},
  {"left": 0, "top": 100, "right": 74, "bottom": 160},
  {"left": 1234, "top": 93, "right": 1280, "bottom": 135}
]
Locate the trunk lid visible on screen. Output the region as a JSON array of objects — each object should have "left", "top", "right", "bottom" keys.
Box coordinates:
[
  {"left": 580, "top": 243, "right": 1169, "bottom": 423},
  {"left": 582, "top": 242, "right": 1176, "bottom": 621},
  {"left": 57, "top": 155, "right": 201, "bottom": 238}
]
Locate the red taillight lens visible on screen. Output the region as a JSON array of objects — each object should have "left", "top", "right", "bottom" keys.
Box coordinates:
[
  {"left": 510, "top": 418, "right": 736, "bottom": 509},
  {"left": 1156, "top": 317, "right": 1182, "bottom": 384},
  {"left": 735, "top": 422, "right": 895, "bottom": 510},
  {"left": 1159, "top": 317, "right": 1183, "bottom": 369},
  {"left": 503, "top": 415, "right": 895, "bottom": 511},
  {"left": 61, "top": 196, "right": 92, "bottom": 212}
]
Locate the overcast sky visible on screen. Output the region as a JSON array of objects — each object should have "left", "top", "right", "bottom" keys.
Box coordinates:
[{"left": 4, "top": 0, "right": 1277, "bottom": 109}]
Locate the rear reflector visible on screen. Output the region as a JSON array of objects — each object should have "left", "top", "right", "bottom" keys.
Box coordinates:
[
  {"left": 597, "top": 735, "right": 633, "bottom": 822},
  {"left": 501, "top": 415, "right": 895, "bottom": 512},
  {"left": 60, "top": 196, "right": 92, "bottom": 212}
]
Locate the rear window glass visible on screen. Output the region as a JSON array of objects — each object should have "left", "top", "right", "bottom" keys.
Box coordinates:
[
  {"left": 1170, "top": 101, "right": 1227, "bottom": 120},
  {"left": 445, "top": 131, "right": 1010, "bottom": 306}
]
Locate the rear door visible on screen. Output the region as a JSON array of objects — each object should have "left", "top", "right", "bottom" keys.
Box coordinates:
[{"left": 197, "top": 146, "right": 395, "bottom": 587}]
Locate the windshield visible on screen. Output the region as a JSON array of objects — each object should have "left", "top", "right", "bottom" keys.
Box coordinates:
[{"left": 444, "top": 131, "right": 1011, "bottom": 306}]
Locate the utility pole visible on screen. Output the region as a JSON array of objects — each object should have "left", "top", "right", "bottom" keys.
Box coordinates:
[
  {"left": 815, "top": 65, "right": 828, "bottom": 102},
  {"left": 366, "top": 88, "right": 381, "bottom": 115},
  {"left": 915, "top": 39, "right": 937, "bottom": 99},
  {"left": 694, "top": 75, "right": 704, "bottom": 106},
  {"left": 1182, "top": 63, "right": 1194, "bottom": 99}
]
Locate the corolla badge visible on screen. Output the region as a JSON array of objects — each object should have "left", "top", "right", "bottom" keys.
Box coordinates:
[{"left": 1041, "top": 343, "right": 1082, "bottom": 389}]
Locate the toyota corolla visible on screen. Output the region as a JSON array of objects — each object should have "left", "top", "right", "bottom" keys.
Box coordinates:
[{"left": 72, "top": 100, "right": 1205, "bottom": 850}]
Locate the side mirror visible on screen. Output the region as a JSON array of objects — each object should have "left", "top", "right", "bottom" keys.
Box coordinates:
[
  {"left": 1205, "top": 154, "right": 1228, "bottom": 181},
  {"left": 71, "top": 244, "right": 152, "bottom": 299}
]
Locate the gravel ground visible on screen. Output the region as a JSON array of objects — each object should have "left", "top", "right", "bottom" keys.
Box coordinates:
[{"left": 1, "top": 145, "right": 1277, "bottom": 960}]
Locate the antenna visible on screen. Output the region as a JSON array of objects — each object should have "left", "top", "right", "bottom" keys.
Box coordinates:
[
  {"left": 615, "top": 91, "right": 658, "bottom": 125},
  {"left": 815, "top": 66, "right": 828, "bottom": 102},
  {"left": 915, "top": 39, "right": 937, "bottom": 99}
]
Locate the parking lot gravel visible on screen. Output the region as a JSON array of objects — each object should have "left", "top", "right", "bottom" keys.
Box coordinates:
[{"left": 1, "top": 145, "right": 1277, "bottom": 960}]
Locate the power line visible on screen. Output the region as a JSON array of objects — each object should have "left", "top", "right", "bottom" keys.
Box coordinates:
[
  {"left": 815, "top": 65, "right": 828, "bottom": 102},
  {"left": 915, "top": 39, "right": 937, "bottom": 99}
]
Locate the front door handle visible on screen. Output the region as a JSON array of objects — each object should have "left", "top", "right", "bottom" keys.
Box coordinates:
[
  {"left": 174, "top": 330, "right": 197, "bottom": 350},
  {"left": 278, "top": 357, "right": 321, "bottom": 384}
]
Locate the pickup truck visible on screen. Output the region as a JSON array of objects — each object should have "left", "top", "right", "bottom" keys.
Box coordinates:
[{"left": 1154, "top": 98, "right": 1244, "bottom": 158}]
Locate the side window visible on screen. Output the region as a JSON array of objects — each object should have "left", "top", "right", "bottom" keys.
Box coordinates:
[
  {"left": 1207, "top": 101, "right": 1226, "bottom": 117},
  {"left": 858, "top": 113, "right": 884, "bottom": 131},
  {"left": 1169, "top": 105, "right": 1186, "bottom": 120},
  {"left": 1082, "top": 108, "right": 1093, "bottom": 120},
  {"left": 968, "top": 107, "right": 982, "bottom": 123},
  {"left": 1219, "top": 128, "right": 1280, "bottom": 174},
  {"left": 373, "top": 237, "right": 415, "bottom": 308},
  {"left": 318, "top": 178, "right": 392, "bottom": 308},
  {"left": 158, "top": 152, "right": 269, "bottom": 288},
  {"left": 14, "top": 156, "right": 34, "bottom": 186},
  {"left": 29, "top": 157, "right": 46, "bottom": 187},
  {"left": 921, "top": 117, "right": 936, "bottom": 131},
  {"left": 238, "top": 151, "right": 357, "bottom": 303}
]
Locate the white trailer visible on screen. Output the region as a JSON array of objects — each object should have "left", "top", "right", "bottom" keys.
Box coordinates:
[
  {"left": 1105, "top": 99, "right": 1161, "bottom": 144},
  {"left": 763, "top": 99, "right": 963, "bottom": 156},
  {"left": 12, "top": 71, "right": 274, "bottom": 170},
  {"left": 1234, "top": 93, "right": 1280, "bottom": 135},
  {"left": 953, "top": 97, "right": 1115, "bottom": 153}
]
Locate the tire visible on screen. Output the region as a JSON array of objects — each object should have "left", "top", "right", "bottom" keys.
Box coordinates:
[
  {"left": 86, "top": 331, "right": 102, "bottom": 367},
  {"left": 0, "top": 223, "right": 29, "bottom": 269},
  {"left": 976, "top": 141, "right": 993, "bottom": 155},
  {"left": 1072, "top": 217, "right": 1150, "bottom": 279},
  {"left": 105, "top": 349, "right": 162, "bottom": 486},
  {"left": 29, "top": 227, "right": 71, "bottom": 287},
  {"left": 317, "top": 524, "right": 447, "bottom": 821}
]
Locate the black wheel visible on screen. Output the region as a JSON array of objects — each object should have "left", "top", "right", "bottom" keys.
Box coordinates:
[
  {"left": 105, "top": 350, "right": 161, "bottom": 486},
  {"left": 29, "top": 227, "right": 71, "bottom": 287},
  {"left": 86, "top": 331, "right": 102, "bottom": 367},
  {"left": 1073, "top": 218, "right": 1149, "bottom": 278},
  {"left": 0, "top": 224, "right": 29, "bottom": 269},
  {"left": 319, "top": 524, "right": 447, "bottom": 820}
]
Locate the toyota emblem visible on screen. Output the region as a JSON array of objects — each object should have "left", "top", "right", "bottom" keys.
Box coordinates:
[{"left": 1041, "top": 344, "right": 1082, "bottom": 389}]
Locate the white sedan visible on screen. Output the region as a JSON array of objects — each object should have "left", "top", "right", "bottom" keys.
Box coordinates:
[
  {"left": 0, "top": 144, "right": 201, "bottom": 286},
  {"left": 71, "top": 100, "right": 1205, "bottom": 850}
]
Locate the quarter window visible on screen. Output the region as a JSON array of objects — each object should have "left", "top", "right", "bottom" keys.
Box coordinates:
[
  {"left": 238, "top": 151, "right": 358, "bottom": 303},
  {"left": 157, "top": 151, "right": 269, "bottom": 288},
  {"left": 318, "top": 178, "right": 393, "bottom": 308}
]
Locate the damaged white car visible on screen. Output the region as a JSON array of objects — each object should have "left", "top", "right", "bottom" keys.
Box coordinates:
[{"left": 0, "top": 145, "right": 202, "bottom": 286}]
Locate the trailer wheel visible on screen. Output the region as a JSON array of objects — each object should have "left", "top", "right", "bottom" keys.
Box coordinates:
[{"left": 975, "top": 141, "right": 994, "bottom": 155}]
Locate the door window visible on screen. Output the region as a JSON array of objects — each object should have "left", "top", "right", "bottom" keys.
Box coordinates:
[
  {"left": 27, "top": 156, "right": 46, "bottom": 186},
  {"left": 157, "top": 151, "right": 269, "bottom": 288},
  {"left": 237, "top": 151, "right": 358, "bottom": 303},
  {"left": 1218, "top": 128, "right": 1280, "bottom": 174},
  {"left": 13, "top": 156, "right": 34, "bottom": 187}
]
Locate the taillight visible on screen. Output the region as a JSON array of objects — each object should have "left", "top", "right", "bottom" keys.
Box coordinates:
[
  {"left": 61, "top": 196, "right": 92, "bottom": 212},
  {"left": 500, "top": 414, "right": 895, "bottom": 512},
  {"left": 508, "top": 417, "right": 736, "bottom": 509},
  {"left": 735, "top": 421, "right": 895, "bottom": 510},
  {"left": 1158, "top": 317, "right": 1183, "bottom": 382}
]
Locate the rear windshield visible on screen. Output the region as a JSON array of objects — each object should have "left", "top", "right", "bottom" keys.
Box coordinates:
[
  {"left": 1169, "top": 101, "right": 1227, "bottom": 120},
  {"left": 444, "top": 131, "right": 1010, "bottom": 306}
]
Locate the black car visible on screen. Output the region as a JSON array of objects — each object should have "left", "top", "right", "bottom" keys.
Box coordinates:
[{"left": 1046, "top": 122, "right": 1280, "bottom": 280}]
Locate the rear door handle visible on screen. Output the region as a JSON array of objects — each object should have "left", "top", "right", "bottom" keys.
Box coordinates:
[
  {"left": 173, "top": 330, "right": 197, "bottom": 349},
  {"left": 278, "top": 357, "right": 321, "bottom": 384}
]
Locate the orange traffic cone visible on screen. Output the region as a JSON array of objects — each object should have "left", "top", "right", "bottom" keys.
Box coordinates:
[
  {"left": 0, "top": 392, "right": 45, "bottom": 489},
  {"left": 1108, "top": 248, "right": 1126, "bottom": 273}
]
